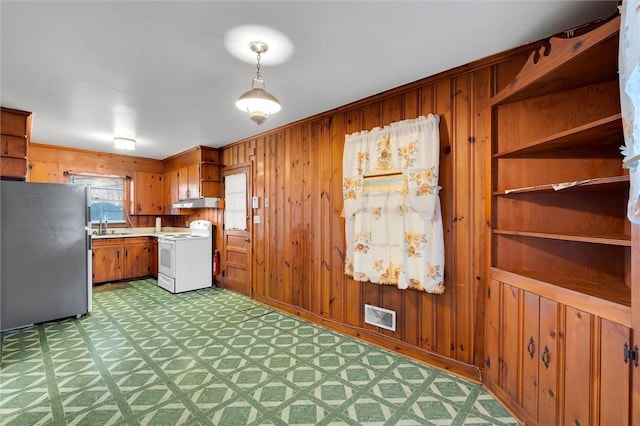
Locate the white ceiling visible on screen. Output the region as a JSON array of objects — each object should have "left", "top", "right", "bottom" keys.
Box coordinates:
[{"left": 1, "top": 1, "right": 618, "bottom": 160}]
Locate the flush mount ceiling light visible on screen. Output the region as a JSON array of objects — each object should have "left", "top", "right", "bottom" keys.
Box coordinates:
[
  {"left": 113, "top": 137, "right": 135, "bottom": 150},
  {"left": 235, "top": 41, "right": 281, "bottom": 125}
]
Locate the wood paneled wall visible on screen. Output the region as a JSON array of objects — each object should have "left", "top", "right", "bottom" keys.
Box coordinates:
[
  {"left": 221, "top": 51, "right": 531, "bottom": 379},
  {"left": 27, "top": 143, "right": 170, "bottom": 228}
]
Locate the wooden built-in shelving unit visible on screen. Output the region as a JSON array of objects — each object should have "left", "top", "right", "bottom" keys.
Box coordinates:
[{"left": 485, "top": 15, "right": 635, "bottom": 426}]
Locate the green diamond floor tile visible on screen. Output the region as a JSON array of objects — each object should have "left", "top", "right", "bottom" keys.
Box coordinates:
[
  {"left": 208, "top": 397, "right": 261, "bottom": 425},
  {"left": 188, "top": 382, "right": 236, "bottom": 411},
  {"left": 60, "top": 385, "right": 113, "bottom": 412},
  {"left": 0, "top": 279, "right": 518, "bottom": 426},
  {"left": 64, "top": 403, "right": 124, "bottom": 426},
  {"left": 0, "top": 407, "right": 53, "bottom": 426},
  {"left": 276, "top": 397, "right": 328, "bottom": 425},
  {"left": 250, "top": 379, "right": 297, "bottom": 409},
  {"left": 137, "top": 401, "right": 198, "bottom": 426},
  {"left": 311, "top": 379, "right": 357, "bottom": 408}
]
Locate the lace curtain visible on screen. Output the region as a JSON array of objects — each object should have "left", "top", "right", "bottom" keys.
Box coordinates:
[
  {"left": 620, "top": 0, "right": 640, "bottom": 223},
  {"left": 224, "top": 172, "right": 247, "bottom": 231},
  {"left": 342, "top": 114, "right": 445, "bottom": 294}
]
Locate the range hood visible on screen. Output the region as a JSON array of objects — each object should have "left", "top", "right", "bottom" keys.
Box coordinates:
[{"left": 172, "top": 197, "right": 221, "bottom": 209}]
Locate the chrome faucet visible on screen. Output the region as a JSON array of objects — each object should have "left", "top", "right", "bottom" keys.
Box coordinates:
[{"left": 99, "top": 212, "right": 108, "bottom": 235}]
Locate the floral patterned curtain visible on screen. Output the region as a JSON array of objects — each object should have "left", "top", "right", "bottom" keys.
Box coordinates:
[
  {"left": 620, "top": 0, "right": 640, "bottom": 223},
  {"left": 342, "top": 115, "right": 444, "bottom": 294}
]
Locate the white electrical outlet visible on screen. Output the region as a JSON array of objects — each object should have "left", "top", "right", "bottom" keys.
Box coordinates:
[{"left": 253, "top": 215, "right": 261, "bottom": 224}]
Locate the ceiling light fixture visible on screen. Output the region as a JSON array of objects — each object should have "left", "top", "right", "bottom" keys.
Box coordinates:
[
  {"left": 113, "top": 137, "right": 135, "bottom": 150},
  {"left": 235, "top": 41, "right": 281, "bottom": 125}
]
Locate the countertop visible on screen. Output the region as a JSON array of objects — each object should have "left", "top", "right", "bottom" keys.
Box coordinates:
[{"left": 91, "top": 227, "right": 190, "bottom": 239}]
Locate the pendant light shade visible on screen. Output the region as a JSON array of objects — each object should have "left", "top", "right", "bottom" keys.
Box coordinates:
[
  {"left": 235, "top": 78, "right": 281, "bottom": 125},
  {"left": 236, "top": 41, "right": 281, "bottom": 125}
]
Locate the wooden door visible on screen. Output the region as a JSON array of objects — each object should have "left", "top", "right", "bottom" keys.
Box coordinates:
[
  {"left": 92, "top": 243, "right": 122, "bottom": 284},
  {"left": 133, "top": 172, "right": 163, "bottom": 215},
  {"left": 221, "top": 165, "right": 251, "bottom": 296}
]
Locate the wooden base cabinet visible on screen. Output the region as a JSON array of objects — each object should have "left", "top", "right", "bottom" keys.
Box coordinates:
[
  {"left": 485, "top": 279, "right": 632, "bottom": 425},
  {"left": 92, "top": 237, "right": 152, "bottom": 284},
  {"left": 92, "top": 239, "right": 122, "bottom": 284}
]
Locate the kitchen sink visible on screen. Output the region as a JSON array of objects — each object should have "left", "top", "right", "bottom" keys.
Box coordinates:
[{"left": 92, "top": 230, "right": 134, "bottom": 236}]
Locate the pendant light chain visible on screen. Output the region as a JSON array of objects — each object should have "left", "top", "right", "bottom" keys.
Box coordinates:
[{"left": 256, "top": 52, "right": 262, "bottom": 79}]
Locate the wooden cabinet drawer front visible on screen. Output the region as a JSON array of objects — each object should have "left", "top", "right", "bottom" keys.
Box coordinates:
[
  {"left": 1, "top": 134, "right": 27, "bottom": 158},
  {"left": 123, "top": 237, "right": 151, "bottom": 245},
  {"left": 0, "top": 111, "right": 28, "bottom": 136},
  {"left": 0, "top": 157, "right": 27, "bottom": 178},
  {"left": 92, "top": 238, "right": 123, "bottom": 247}
]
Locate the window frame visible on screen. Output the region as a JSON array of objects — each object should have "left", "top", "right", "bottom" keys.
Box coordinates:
[{"left": 67, "top": 174, "right": 127, "bottom": 224}]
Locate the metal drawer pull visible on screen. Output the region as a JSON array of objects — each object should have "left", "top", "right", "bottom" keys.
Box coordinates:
[
  {"left": 527, "top": 337, "right": 535, "bottom": 359},
  {"left": 541, "top": 345, "right": 550, "bottom": 369}
]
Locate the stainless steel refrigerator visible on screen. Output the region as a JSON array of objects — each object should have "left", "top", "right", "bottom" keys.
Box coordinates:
[{"left": 1, "top": 181, "right": 92, "bottom": 331}]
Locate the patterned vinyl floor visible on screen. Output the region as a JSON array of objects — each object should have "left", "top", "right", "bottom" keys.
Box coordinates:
[{"left": 0, "top": 279, "right": 519, "bottom": 425}]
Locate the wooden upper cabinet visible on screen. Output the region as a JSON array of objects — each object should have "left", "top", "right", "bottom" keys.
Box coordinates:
[
  {"left": 1, "top": 107, "right": 31, "bottom": 180},
  {"left": 163, "top": 146, "right": 221, "bottom": 214},
  {"left": 177, "top": 164, "right": 200, "bottom": 199},
  {"left": 131, "top": 171, "right": 163, "bottom": 215},
  {"left": 28, "top": 160, "right": 61, "bottom": 183}
]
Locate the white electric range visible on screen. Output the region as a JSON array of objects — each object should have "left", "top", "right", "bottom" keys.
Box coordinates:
[{"left": 157, "top": 220, "right": 213, "bottom": 293}]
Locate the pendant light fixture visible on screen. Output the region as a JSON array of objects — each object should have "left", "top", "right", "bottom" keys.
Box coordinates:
[{"left": 235, "top": 41, "right": 281, "bottom": 125}]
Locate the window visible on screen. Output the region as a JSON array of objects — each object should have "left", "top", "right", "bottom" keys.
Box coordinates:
[
  {"left": 223, "top": 172, "right": 247, "bottom": 230},
  {"left": 69, "top": 175, "right": 126, "bottom": 223}
]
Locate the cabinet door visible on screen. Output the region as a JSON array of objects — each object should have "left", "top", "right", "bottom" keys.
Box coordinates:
[
  {"left": 150, "top": 238, "right": 158, "bottom": 278},
  {"left": 599, "top": 319, "right": 630, "bottom": 425},
  {"left": 484, "top": 279, "right": 500, "bottom": 386},
  {"left": 178, "top": 166, "right": 190, "bottom": 199},
  {"left": 0, "top": 109, "right": 28, "bottom": 136},
  {"left": 0, "top": 157, "right": 27, "bottom": 179},
  {"left": 521, "top": 293, "right": 558, "bottom": 425},
  {"left": 537, "top": 297, "right": 558, "bottom": 426},
  {"left": 563, "top": 306, "right": 592, "bottom": 426},
  {"left": 1, "top": 135, "right": 27, "bottom": 158},
  {"left": 501, "top": 283, "right": 519, "bottom": 400},
  {"left": 92, "top": 244, "right": 122, "bottom": 283},
  {"left": 188, "top": 163, "right": 200, "bottom": 198},
  {"left": 133, "top": 172, "right": 163, "bottom": 215},
  {"left": 521, "top": 292, "right": 540, "bottom": 420},
  {"left": 123, "top": 239, "right": 151, "bottom": 279},
  {"left": 28, "top": 161, "right": 60, "bottom": 183}
]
